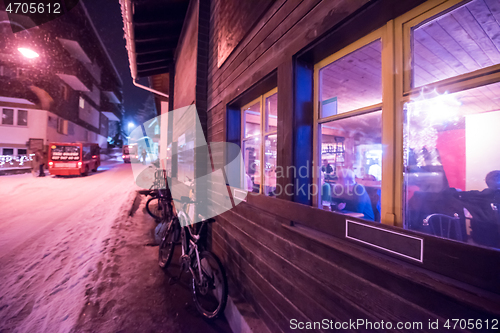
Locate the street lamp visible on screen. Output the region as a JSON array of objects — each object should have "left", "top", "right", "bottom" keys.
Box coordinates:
[
  {"left": 128, "top": 122, "right": 135, "bottom": 129},
  {"left": 18, "top": 47, "right": 39, "bottom": 59}
]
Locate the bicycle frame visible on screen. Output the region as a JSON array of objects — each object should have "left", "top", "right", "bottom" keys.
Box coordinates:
[{"left": 179, "top": 210, "right": 206, "bottom": 282}]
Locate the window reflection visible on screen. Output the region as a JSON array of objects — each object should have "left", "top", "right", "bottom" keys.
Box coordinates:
[
  {"left": 264, "top": 134, "right": 277, "bottom": 196},
  {"left": 321, "top": 110, "right": 382, "bottom": 221},
  {"left": 404, "top": 82, "right": 500, "bottom": 248},
  {"left": 319, "top": 40, "right": 382, "bottom": 116},
  {"left": 241, "top": 90, "right": 278, "bottom": 196},
  {"left": 265, "top": 93, "right": 277, "bottom": 133},
  {"left": 2, "top": 108, "right": 14, "bottom": 125},
  {"left": 412, "top": 0, "right": 500, "bottom": 88},
  {"left": 244, "top": 101, "right": 261, "bottom": 138},
  {"left": 243, "top": 138, "right": 260, "bottom": 193}
]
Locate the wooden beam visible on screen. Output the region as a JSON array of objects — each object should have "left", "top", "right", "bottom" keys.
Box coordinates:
[{"left": 277, "top": 58, "right": 294, "bottom": 201}]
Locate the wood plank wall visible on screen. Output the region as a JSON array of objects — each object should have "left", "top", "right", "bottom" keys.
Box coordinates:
[{"left": 200, "top": 0, "right": 500, "bottom": 331}]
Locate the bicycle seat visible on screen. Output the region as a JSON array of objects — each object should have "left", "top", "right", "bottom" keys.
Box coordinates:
[{"left": 173, "top": 196, "right": 193, "bottom": 203}]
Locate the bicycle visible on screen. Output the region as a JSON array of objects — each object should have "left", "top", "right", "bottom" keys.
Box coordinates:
[
  {"left": 158, "top": 195, "right": 228, "bottom": 319},
  {"left": 145, "top": 168, "right": 172, "bottom": 222}
]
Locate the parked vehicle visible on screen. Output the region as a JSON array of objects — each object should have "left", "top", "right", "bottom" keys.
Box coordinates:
[
  {"left": 122, "top": 144, "right": 138, "bottom": 163},
  {"left": 48, "top": 142, "right": 100, "bottom": 176}
]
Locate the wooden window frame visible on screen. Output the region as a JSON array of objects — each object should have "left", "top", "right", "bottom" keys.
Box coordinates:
[
  {"left": 395, "top": 0, "right": 500, "bottom": 227},
  {"left": 311, "top": 0, "right": 500, "bottom": 227},
  {"left": 312, "top": 27, "right": 397, "bottom": 225},
  {"left": 241, "top": 88, "right": 278, "bottom": 195}
]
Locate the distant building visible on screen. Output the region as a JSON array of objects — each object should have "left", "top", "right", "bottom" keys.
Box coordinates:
[{"left": 0, "top": 2, "right": 123, "bottom": 170}]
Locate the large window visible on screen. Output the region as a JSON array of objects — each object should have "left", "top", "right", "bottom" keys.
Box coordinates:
[
  {"left": 401, "top": 0, "right": 500, "bottom": 249},
  {"left": 315, "top": 36, "right": 383, "bottom": 222},
  {"left": 241, "top": 88, "right": 278, "bottom": 196}
]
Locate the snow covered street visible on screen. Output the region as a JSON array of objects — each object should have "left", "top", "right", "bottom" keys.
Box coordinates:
[
  {"left": 0, "top": 162, "right": 231, "bottom": 333},
  {"left": 0, "top": 162, "right": 139, "bottom": 332}
]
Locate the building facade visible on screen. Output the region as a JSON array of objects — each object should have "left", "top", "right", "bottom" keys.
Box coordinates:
[
  {"left": 123, "top": 0, "right": 500, "bottom": 330},
  {"left": 0, "top": 3, "right": 123, "bottom": 170}
]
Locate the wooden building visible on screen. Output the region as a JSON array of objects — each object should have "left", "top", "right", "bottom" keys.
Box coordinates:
[{"left": 122, "top": 0, "right": 500, "bottom": 331}]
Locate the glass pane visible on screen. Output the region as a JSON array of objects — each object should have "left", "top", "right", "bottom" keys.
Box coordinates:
[
  {"left": 3, "top": 148, "right": 14, "bottom": 155},
  {"left": 264, "top": 134, "right": 277, "bottom": 196},
  {"left": 412, "top": 0, "right": 500, "bottom": 88},
  {"left": 243, "top": 101, "right": 261, "bottom": 138},
  {"left": 265, "top": 92, "right": 278, "bottom": 133},
  {"left": 2, "top": 109, "right": 14, "bottom": 125},
  {"left": 404, "top": 81, "right": 500, "bottom": 249},
  {"left": 17, "top": 110, "right": 28, "bottom": 126},
  {"left": 18, "top": 149, "right": 27, "bottom": 155},
  {"left": 243, "top": 138, "right": 260, "bottom": 193},
  {"left": 320, "top": 110, "right": 382, "bottom": 222},
  {"left": 319, "top": 40, "right": 382, "bottom": 117}
]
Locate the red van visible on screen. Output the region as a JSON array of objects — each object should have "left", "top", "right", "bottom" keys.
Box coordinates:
[{"left": 48, "top": 142, "right": 100, "bottom": 176}]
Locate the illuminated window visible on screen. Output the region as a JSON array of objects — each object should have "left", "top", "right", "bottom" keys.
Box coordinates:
[
  {"left": 79, "top": 96, "right": 85, "bottom": 109},
  {"left": 401, "top": 0, "right": 500, "bottom": 249},
  {"left": 241, "top": 88, "right": 278, "bottom": 196},
  {"left": 316, "top": 38, "right": 382, "bottom": 222}
]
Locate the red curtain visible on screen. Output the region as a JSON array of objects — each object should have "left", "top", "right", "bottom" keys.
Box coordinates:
[{"left": 437, "top": 129, "right": 465, "bottom": 190}]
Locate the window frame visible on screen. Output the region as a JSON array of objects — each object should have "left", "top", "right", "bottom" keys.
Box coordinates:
[
  {"left": 398, "top": 0, "right": 500, "bottom": 96},
  {"left": 240, "top": 87, "right": 278, "bottom": 195},
  {"left": 1, "top": 108, "right": 30, "bottom": 127},
  {"left": 2, "top": 148, "right": 15, "bottom": 155},
  {"left": 395, "top": 0, "right": 500, "bottom": 228},
  {"left": 311, "top": 0, "right": 500, "bottom": 227},
  {"left": 312, "top": 27, "right": 392, "bottom": 221},
  {"left": 17, "top": 109, "right": 28, "bottom": 126},
  {"left": 57, "top": 118, "right": 68, "bottom": 135},
  {"left": 1, "top": 108, "right": 15, "bottom": 126}
]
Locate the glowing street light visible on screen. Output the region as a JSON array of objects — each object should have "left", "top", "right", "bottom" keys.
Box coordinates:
[
  {"left": 128, "top": 122, "right": 135, "bottom": 128},
  {"left": 18, "top": 48, "right": 39, "bottom": 59}
]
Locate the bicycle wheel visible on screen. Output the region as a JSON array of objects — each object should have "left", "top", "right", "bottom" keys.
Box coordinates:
[
  {"left": 192, "top": 251, "right": 228, "bottom": 319},
  {"left": 158, "top": 219, "right": 179, "bottom": 270},
  {"left": 146, "top": 197, "right": 168, "bottom": 220}
]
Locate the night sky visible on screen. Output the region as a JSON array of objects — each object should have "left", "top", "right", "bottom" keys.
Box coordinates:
[{"left": 83, "top": 0, "right": 152, "bottom": 126}]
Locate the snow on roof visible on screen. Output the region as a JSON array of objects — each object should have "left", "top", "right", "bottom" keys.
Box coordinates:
[{"left": 0, "top": 96, "right": 35, "bottom": 105}]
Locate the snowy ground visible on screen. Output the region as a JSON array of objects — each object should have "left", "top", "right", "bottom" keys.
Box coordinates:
[
  {"left": 0, "top": 162, "right": 139, "bottom": 332},
  {"left": 74, "top": 193, "right": 230, "bottom": 333},
  {"left": 0, "top": 162, "right": 231, "bottom": 333}
]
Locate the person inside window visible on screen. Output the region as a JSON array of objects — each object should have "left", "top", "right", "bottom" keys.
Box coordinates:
[
  {"left": 245, "top": 173, "right": 253, "bottom": 192},
  {"left": 368, "top": 160, "right": 381, "bottom": 181},
  {"left": 321, "top": 170, "right": 331, "bottom": 204},
  {"left": 322, "top": 159, "right": 334, "bottom": 175},
  {"left": 457, "top": 170, "right": 500, "bottom": 248},
  {"left": 331, "top": 167, "right": 375, "bottom": 221}
]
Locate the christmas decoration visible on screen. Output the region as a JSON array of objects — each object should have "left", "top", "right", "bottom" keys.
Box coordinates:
[{"left": 0, "top": 154, "right": 35, "bottom": 167}]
